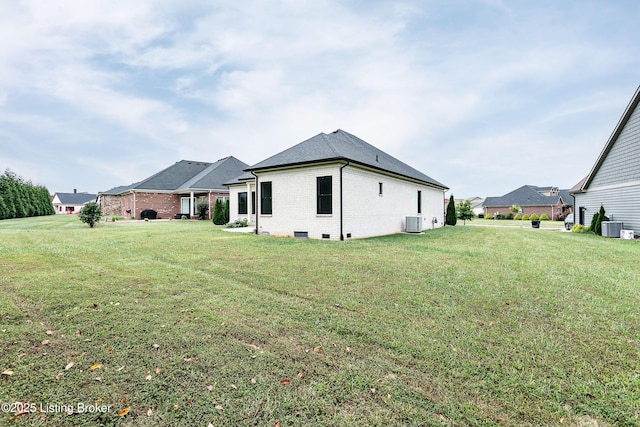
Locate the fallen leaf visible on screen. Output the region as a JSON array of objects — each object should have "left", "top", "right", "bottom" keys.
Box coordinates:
[
  {"left": 206, "top": 385, "right": 213, "bottom": 391},
  {"left": 230, "top": 384, "right": 237, "bottom": 389},
  {"left": 106, "top": 348, "right": 112, "bottom": 353},
  {"left": 41, "top": 340, "right": 50, "bottom": 345},
  {"left": 146, "top": 408, "right": 153, "bottom": 417},
  {"left": 94, "top": 377, "right": 102, "bottom": 381},
  {"left": 89, "top": 364, "right": 102, "bottom": 371},
  {"left": 215, "top": 405, "right": 223, "bottom": 410},
  {"left": 313, "top": 346, "right": 322, "bottom": 352},
  {"left": 173, "top": 404, "right": 180, "bottom": 410},
  {"left": 55, "top": 373, "right": 63, "bottom": 380},
  {"left": 64, "top": 362, "right": 74, "bottom": 370},
  {"left": 152, "top": 344, "right": 160, "bottom": 349},
  {"left": 116, "top": 365, "right": 125, "bottom": 371},
  {"left": 251, "top": 378, "right": 257, "bottom": 384},
  {"left": 118, "top": 407, "right": 130, "bottom": 417},
  {"left": 296, "top": 372, "right": 303, "bottom": 378},
  {"left": 76, "top": 330, "right": 82, "bottom": 336},
  {"left": 145, "top": 374, "right": 152, "bottom": 381},
  {"left": 280, "top": 379, "right": 290, "bottom": 385},
  {"left": 346, "top": 347, "right": 351, "bottom": 353},
  {"left": 45, "top": 330, "right": 54, "bottom": 335},
  {"left": 370, "top": 388, "right": 376, "bottom": 394},
  {"left": 155, "top": 368, "right": 162, "bottom": 375},
  {"left": 1, "top": 370, "right": 14, "bottom": 376}
]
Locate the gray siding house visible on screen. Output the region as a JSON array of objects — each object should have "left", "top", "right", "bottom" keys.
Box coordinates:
[{"left": 572, "top": 85, "right": 640, "bottom": 235}]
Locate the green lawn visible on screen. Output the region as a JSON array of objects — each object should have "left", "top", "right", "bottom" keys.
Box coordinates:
[{"left": 1, "top": 215, "right": 638, "bottom": 426}]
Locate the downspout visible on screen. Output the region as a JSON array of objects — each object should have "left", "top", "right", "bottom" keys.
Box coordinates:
[
  {"left": 251, "top": 171, "right": 259, "bottom": 235},
  {"left": 339, "top": 161, "right": 350, "bottom": 241}
]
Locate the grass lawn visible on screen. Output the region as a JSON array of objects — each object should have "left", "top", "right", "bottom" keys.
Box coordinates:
[{"left": 0, "top": 215, "right": 638, "bottom": 426}]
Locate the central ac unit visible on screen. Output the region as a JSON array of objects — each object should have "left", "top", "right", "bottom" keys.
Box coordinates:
[
  {"left": 601, "top": 221, "right": 623, "bottom": 238},
  {"left": 406, "top": 216, "right": 422, "bottom": 233}
]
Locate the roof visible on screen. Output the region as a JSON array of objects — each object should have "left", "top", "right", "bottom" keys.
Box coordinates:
[
  {"left": 53, "top": 192, "right": 97, "bottom": 204},
  {"left": 483, "top": 185, "right": 571, "bottom": 207},
  {"left": 100, "top": 157, "right": 249, "bottom": 195},
  {"left": 246, "top": 129, "right": 447, "bottom": 189},
  {"left": 578, "top": 85, "right": 640, "bottom": 191}
]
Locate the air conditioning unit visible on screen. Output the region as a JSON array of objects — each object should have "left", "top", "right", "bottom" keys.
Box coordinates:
[
  {"left": 406, "top": 216, "right": 423, "bottom": 233},
  {"left": 601, "top": 221, "right": 623, "bottom": 238}
]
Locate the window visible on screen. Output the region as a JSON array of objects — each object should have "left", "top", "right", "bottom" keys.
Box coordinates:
[
  {"left": 261, "top": 182, "right": 272, "bottom": 214},
  {"left": 417, "top": 190, "right": 422, "bottom": 214},
  {"left": 379, "top": 182, "right": 383, "bottom": 196},
  {"left": 238, "top": 192, "right": 248, "bottom": 215},
  {"left": 251, "top": 191, "right": 256, "bottom": 215},
  {"left": 317, "top": 176, "right": 332, "bottom": 214}
]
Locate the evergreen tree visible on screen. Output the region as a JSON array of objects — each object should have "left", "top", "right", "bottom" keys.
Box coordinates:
[
  {"left": 79, "top": 202, "right": 101, "bottom": 228},
  {"left": 212, "top": 199, "right": 226, "bottom": 225},
  {"left": 0, "top": 194, "right": 7, "bottom": 220},
  {"left": 224, "top": 199, "right": 230, "bottom": 224},
  {"left": 456, "top": 199, "right": 475, "bottom": 225},
  {"left": 445, "top": 194, "right": 457, "bottom": 226}
]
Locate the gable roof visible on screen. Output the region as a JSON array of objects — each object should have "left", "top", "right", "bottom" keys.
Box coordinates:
[
  {"left": 579, "top": 85, "right": 640, "bottom": 191},
  {"left": 246, "top": 129, "right": 447, "bottom": 189},
  {"left": 483, "top": 185, "right": 567, "bottom": 207},
  {"left": 53, "top": 192, "right": 97, "bottom": 204},
  {"left": 100, "top": 157, "right": 249, "bottom": 195}
]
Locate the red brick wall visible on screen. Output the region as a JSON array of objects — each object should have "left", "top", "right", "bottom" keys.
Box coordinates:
[
  {"left": 100, "top": 191, "right": 229, "bottom": 219},
  {"left": 484, "top": 202, "right": 566, "bottom": 218}
]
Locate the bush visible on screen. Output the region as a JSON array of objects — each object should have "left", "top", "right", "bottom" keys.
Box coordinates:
[
  {"left": 539, "top": 214, "right": 549, "bottom": 221},
  {"left": 506, "top": 213, "right": 514, "bottom": 220},
  {"left": 79, "top": 202, "right": 102, "bottom": 228},
  {"left": 485, "top": 214, "right": 493, "bottom": 220},
  {"left": 196, "top": 199, "right": 209, "bottom": 220},
  {"left": 212, "top": 199, "right": 227, "bottom": 225},
  {"left": 513, "top": 214, "right": 521, "bottom": 220},
  {"left": 572, "top": 224, "right": 591, "bottom": 233},
  {"left": 227, "top": 218, "right": 249, "bottom": 228},
  {"left": 521, "top": 214, "right": 529, "bottom": 221},
  {"left": 446, "top": 195, "right": 457, "bottom": 226},
  {"left": 529, "top": 213, "right": 539, "bottom": 221}
]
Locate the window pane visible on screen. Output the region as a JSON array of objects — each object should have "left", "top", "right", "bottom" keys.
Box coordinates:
[
  {"left": 261, "top": 182, "right": 272, "bottom": 214},
  {"left": 317, "top": 176, "right": 332, "bottom": 214},
  {"left": 238, "top": 192, "right": 247, "bottom": 214}
]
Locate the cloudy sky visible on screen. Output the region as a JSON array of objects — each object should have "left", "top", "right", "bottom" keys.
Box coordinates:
[{"left": 1, "top": 1, "right": 638, "bottom": 199}]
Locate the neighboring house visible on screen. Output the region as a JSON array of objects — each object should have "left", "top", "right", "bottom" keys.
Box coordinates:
[
  {"left": 572, "top": 85, "right": 640, "bottom": 234},
  {"left": 483, "top": 185, "right": 572, "bottom": 219},
  {"left": 52, "top": 191, "right": 97, "bottom": 214},
  {"left": 445, "top": 197, "right": 485, "bottom": 217},
  {"left": 227, "top": 129, "right": 448, "bottom": 240},
  {"left": 99, "top": 157, "right": 248, "bottom": 219}
]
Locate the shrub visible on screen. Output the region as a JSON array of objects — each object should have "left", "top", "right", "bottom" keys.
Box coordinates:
[
  {"left": 446, "top": 195, "right": 457, "bottom": 226},
  {"left": 539, "top": 214, "right": 549, "bottom": 221},
  {"left": 590, "top": 204, "right": 609, "bottom": 235},
  {"left": 572, "top": 224, "right": 590, "bottom": 233},
  {"left": 529, "top": 213, "right": 539, "bottom": 221},
  {"left": 496, "top": 214, "right": 505, "bottom": 220},
  {"left": 212, "top": 199, "right": 227, "bottom": 225},
  {"left": 485, "top": 214, "right": 493, "bottom": 220},
  {"left": 196, "top": 199, "right": 209, "bottom": 220},
  {"left": 506, "top": 213, "right": 514, "bottom": 220},
  {"left": 227, "top": 218, "right": 249, "bottom": 228},
  {"left": 521, "top": 214, "right": 529, "bottom": 221},
  {"left": 513, "top": 214, "right": 522, "bottom": 220},
  {"left": 79, "top": 202, "right": 102, "bottom": 228}
]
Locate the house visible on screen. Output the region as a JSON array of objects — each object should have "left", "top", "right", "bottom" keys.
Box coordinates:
[
  {"left": 226, "top": 129, "right": 448, "bottom": 240},
  {"left": 445, "top": 197, "right": 485, "bottom": 217},
  {"left": 572, "top": 85, "right": 640, "bottom": 234},
  {"left": 483, "top": 185, "right": 573, "bottom": 219},
  {"left": 52, "top": 190, "right": 97, "bottom": 214},
  {"left": 99, "top": 157, "right": 248, "bottom": 219}
]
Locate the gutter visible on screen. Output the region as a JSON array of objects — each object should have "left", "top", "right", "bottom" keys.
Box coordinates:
[{"left": 340, "top": 161, "right": 350, "bottom": 241}]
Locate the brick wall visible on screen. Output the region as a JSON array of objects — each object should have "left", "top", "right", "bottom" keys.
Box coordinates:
[
  {"left": 484, "top": 203, "right": 565, "bottom": 218},
  {"left": 100, "top": 191, "right": 228, "bottom": 219}
]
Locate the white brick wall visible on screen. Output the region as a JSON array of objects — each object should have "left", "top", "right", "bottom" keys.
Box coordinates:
[
  {"left": 228, "top": 181, "right": 256, "bottom": 224},
  {"left": 251, "top": 162, "right": 445, "bottom": 240}
]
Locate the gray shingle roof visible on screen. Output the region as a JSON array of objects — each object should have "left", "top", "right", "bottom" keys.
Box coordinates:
[
  {"left": 483, "top": 185, "right": 573, "bottom": 207},
  {"left": 54, "top": 193, "right": 97, "bottom": 204},
  {"left": 247, "top": 129, "right": 447, "bottom": 189},
  {"left": 100, "top": 157, "right": 248, "bottom": 194}
]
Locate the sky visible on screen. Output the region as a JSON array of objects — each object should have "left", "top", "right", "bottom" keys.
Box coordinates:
[{"left": 1, "top": 0, "right": 639, "bottom": 199}]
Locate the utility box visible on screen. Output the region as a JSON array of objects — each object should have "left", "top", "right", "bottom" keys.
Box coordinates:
[
  {"left": 620, "top": 229, "right": 634, "bottom": 240},
  {"left": 405, "top": 216, "right": 423, "bottom": 233},
  {"left": 601, "top": 221, "right": 623, "bottom": 238}
]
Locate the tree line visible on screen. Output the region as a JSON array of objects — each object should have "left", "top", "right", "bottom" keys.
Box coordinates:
[{"left": 0, "top": 169, "right": 55, "bottom": 220}]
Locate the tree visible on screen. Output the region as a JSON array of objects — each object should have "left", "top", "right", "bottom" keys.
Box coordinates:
[
  {"left": 509, "top": 205, "right": 520, "bottom": 215},
  {"left": 445, "top": 194, "right": 457, "bottom": 226},
  {"left": 79, "top": 202, "right": 102, "bottom": 228},
  {"left": 456, "top": 199, "right": 475, "bottom": 225},
  {"left": 212, "top": 199, "right": 226, "bottom": 225},
  {"left": 590, "top": 204, "right": 609, "bottom": 236},
  {"left": 196, "top": 198, "right": 209, "bottom": 220}
]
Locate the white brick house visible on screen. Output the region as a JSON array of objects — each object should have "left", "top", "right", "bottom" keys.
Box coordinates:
[{"left": 227, "top": 130, "right": 448, "bottom": 240}]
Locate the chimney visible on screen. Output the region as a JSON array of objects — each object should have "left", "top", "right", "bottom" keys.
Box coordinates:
[{"left": 74, "top": 189, "right": 77, "bottom": 193}]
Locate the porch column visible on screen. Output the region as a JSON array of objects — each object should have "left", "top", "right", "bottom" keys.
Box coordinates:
[
  {"left": 247, "top": 181, "right": 252, "bottom": 224},
  {"left": 190, "top": 192, "right": 195, "bottom": 218}
]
